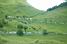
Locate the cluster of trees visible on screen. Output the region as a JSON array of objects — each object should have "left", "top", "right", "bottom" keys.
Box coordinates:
[
  {"left": 16, "top": 24, "right": 28, "bottom": 36},
  {"left": 16, "top": 24, "right": 49, "bottom": 36},
  {"left": 47, "top": 2, "right": 67, "bottom": 11},
  {"left": 0, "top": 15, "right": 67, "bottom": 36},
  {"left": 5, "top": 15, "right": 28, "bottom": 20},
  {"left": 5, "top": 15, "right": 32, "bottom": 24},
  {"left": 0, "top": 18, "right": 55, "bottom": 36}
]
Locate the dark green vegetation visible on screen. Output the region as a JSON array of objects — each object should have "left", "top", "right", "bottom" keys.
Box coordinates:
[
  {"left": 0, "top": 0, "right": 67, "bottom": 44},
  {"left": 47, "top": 2, "right": 67, "bottom": 11}
]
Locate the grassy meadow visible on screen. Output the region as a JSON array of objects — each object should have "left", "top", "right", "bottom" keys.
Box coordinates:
[{"left": 0, "top": 34, "right": 67, "bottom": 44}]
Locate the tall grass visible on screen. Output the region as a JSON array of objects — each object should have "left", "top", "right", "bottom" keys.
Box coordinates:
[{"left": 0, "top": 36, "right": 7, "bottom": 44}]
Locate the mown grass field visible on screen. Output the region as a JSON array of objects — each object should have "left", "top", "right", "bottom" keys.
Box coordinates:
[{"left": 0, "top": 34, "right": 67, "bottom": 44}]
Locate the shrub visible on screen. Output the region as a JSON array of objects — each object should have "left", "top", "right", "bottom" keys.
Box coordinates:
[
  {"left": 23, "top": 26, "right": 28, "bottom": 32},
  {"left": 2, "top": 19, "right": 8, "bottom": 25},
  {"left": 16, "top": 24, "right": 24, "bottom": 36},
  {"left": 0, "top": 23, "right": 3, "bottom": 28},
  {"left": 32, "top": 27, "right": 36, "bottom": 30},
  {"left": 42, "top": 30, "right": 48, "bottom": 35},
  {"left": 16, "top": 29, "right": 24, "bottom": 36},
  {"left": 17, "top": 24, "right": 23, "bottom": 29}
]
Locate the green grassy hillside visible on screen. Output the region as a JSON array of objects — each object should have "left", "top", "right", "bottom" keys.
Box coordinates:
[
  {"left": 0, "top": 0, "right": 43, "bottom": 32},
  {"left": 31, "top": 6, "right": 67, "bottom": 33},
  {"left": 0, "top": 0, "right": 67, "bottom": 44},
  {"left": 0, "top": 0, "right": 67, "bottom": 33}
]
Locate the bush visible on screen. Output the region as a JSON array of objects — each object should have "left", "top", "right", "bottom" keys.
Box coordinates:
[
  {"left": 43, "top": 30, "right": 48, "bottom": 35},
  {"left": 2, "top": 19, "right": 8, "bottom": 25},
  {"left": 16, "top": 24, "right": 24, "bottom": 36},
  {"left": 0, "top": 23, "right": 3, "bottom": 28},
  {"left": 16, "top": 29, "right": 24, "bottom": 36},
  {"left": 23, "top": 26, "right": 28, "bottom": 32},
  {"left": 17, "top": 24, "right": 23, "bottom": 29},
  {"left": 0, "top": 19, "right": 8, "bottom": 28}
]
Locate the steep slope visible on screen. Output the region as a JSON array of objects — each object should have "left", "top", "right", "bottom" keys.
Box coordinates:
[
  {"left": 0, "top": 0, "right": 44, "bottom": 19},
  {"left": 0, "top": 0, "right": 67, "bottom": 33},
  {"left": 31, "top": 4, "right": 67, "bottom": 33},
  {"left": 0, "top": 0, "right": 43, "bottom": 32}
]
